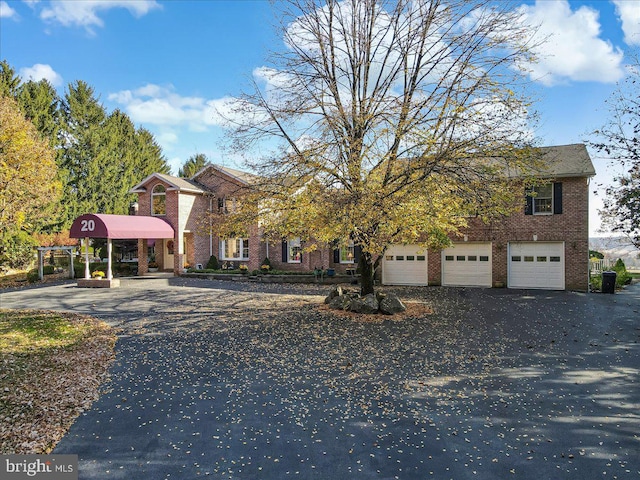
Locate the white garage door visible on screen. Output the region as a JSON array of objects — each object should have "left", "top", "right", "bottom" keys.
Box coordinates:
[
  {"left": 442, "top": 243, "right": 492, "bottom": 287},
  {"left": 382, "top": 245, "right": 428, "bottom": 286},
  {"left": 508, "top": 242, "right": 565, "bottom": 290}
]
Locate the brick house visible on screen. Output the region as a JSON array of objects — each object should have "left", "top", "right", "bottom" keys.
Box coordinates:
[{"left": 129, "top": 143, "right": 595, "bottom": 291}]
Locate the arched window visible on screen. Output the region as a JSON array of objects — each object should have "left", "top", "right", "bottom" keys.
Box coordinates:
[{"left": 151, "top": 184, "right": 166, "bottom": 216}]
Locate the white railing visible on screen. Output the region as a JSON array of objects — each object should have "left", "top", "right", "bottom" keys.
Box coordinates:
[{"left": 590, "top": 258, "right": 612, "bottom": 275}]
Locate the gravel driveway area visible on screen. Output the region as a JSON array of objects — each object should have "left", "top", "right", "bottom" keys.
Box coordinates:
[{"left": 1, "top": 278, "right": 639, "bottom": 479}]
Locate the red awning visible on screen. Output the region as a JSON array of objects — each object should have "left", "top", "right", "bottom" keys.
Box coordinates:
[{"left": 70, "top": 214, "right": 174, "bottom": 239}]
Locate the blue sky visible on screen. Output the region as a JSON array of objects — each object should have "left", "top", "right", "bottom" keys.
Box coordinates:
[{"left": 1, "top": 0, "right": 639, "bottom": 236}]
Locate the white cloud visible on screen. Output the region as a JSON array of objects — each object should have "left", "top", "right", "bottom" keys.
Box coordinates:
[
  {"left": 0, "top": 1, "right": 17, "bottom": 18},
  {"left": 613, "top": 0, "right": 640, "bottom": 46},
  {"left": 19, "top": 63, "right": 63, "bottom": 87},
  {"left": 518, "top": 0, "right": 625, "bottom": 85},
  {"left": 40, "top": 0, "right": 160, "bottom": 33},
  {"left": 108, "top": 83, "right": 238, "bottom": 129}
]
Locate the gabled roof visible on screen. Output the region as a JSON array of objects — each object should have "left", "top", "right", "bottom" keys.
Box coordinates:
[
  {"left": 192, "top": 164, "right": 260, "bottom": 185},
  {"left": 129, "top": 172, "right": 207, "bottom": 194},
  {"left": 536, "top": 144, "right": 596, "bottom": 178}
]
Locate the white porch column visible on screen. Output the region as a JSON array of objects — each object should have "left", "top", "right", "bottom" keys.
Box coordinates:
[
  {"left": 84, "top": 237, "right": 90, "bottom": 279},
  {"left": 38, "top": 249, "right": 44, "bottom": 280},
  {"left": 69, "top": 250, "right": 75, "bottom": 279},
  {"left": 107, "top": 238, "right": 113, "bottom": 280}
]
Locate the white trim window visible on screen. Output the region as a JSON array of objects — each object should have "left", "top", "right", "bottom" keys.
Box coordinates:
[
  {"left": 151, "top": 184, "right": 166, "bottom": 216},
  {"left": 288, "top": 237, "right": 302, "bottom": 263},
  {"left": 340, "top": 240, "right": 355, "bottom": 264},
  {"left": 532, "top": 184, "right": 552, "bottom": 214},
  {"left": 218, "top": 197, "right": 237, "bottom": 214},
  {"left": 221, "top": 238, "right": 249, "bottom": 260}
]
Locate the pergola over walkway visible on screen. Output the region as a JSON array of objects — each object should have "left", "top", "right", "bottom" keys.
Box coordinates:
[
  {"left": 36, "top": 246, "right": 76, "bottom": 280},
  {"left": 69, "top": 213, "right": 174, "bottom": 283}
]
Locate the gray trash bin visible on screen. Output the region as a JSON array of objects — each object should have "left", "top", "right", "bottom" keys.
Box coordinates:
[{"left": 602, "top": 271, "right": 616, "bottom": 294}]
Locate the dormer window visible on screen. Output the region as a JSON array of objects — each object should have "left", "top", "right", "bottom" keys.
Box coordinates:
[{"left": 152, "top": 184, "right": 166, "bottom": 216}]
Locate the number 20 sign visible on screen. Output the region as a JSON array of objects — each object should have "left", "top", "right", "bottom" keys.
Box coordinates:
[{"left": 80, "top": 219, "right": 95, "bottom": 232}]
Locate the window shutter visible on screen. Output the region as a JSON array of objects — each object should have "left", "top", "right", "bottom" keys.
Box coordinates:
[
  {"left": 354, "top": 245, "right": 362, "bottom": 264},
  {"left": 333, "top": 247, "right": 340, "bottom": 264},
  {"left": 524, "top": 187, "right": 533, "bottom": 215},
  {"left": 553, "top": 182, "right": 563, "bottom": 214},
  {"left": 282, "top": 240, "right": 288, "bottom": 263}
]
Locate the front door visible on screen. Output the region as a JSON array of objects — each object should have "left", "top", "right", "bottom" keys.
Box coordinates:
[{"left": 163, "top": 239, "right": 175, "bottom": 270}]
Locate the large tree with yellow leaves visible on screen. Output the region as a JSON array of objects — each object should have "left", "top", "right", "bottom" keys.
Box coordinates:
[
  {"left": 221, "top": 0, "right": 541, "bottom": 295},
  {"left": 0, "top": 95, "right": 61, "bottom": 241}
]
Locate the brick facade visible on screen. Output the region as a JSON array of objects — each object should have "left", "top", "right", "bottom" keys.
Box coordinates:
[
  {"left": 131, "top": 152, "right": 593, "bottom": 291},
  {"left": 424, "top": 176, "right": 590, "bottom": 290}
]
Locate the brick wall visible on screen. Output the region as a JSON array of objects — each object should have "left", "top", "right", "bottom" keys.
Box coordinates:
[
  {"left": 135, "top": 178, "right": 179, "bottom": 273},
  {"left": 431, "top": 176, "right": 590, "bottom": 290},
  {"left": 134, "top": 170, "right": 590, "bottom": 290},
  {"left": 193, "top": 168, "right": 260, "bottom": 271}
]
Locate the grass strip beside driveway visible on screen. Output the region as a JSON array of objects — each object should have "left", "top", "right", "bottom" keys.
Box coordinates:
[{"left": 0, "top": 309, "right": 116, "bottom": 454}]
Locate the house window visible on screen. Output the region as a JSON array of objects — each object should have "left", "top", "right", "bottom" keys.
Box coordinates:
[
  {"left": 532, "top": 184, "right": 552, "bottom": 214},
  {"left": 288, "top": 237, "right": 302, "bottom": 263},
  {"left": 218, "top": 197, "right": 237, "bottom": 214},
  {"left": 151, "top": 184, "right": 166, "bottom": 216},
  {"left": 340, "top": 241, "right": 355, "bottom": 263},
  {"left": 221, "top": 238, "right": 249, "bottom": 260},
  {"left": 525, "top": 183, "right": 562, "bottom": 215}
]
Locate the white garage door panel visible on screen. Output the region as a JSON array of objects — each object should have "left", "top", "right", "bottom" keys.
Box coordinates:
[
  {"left": 382, "top": 245, "right": 428, "bottom": 286},
  {"left": 508, "top": 242, "right": 564, "bottom": 290},
  {"left": 442, "top": 243, "right": 492, "bottom": 287}
]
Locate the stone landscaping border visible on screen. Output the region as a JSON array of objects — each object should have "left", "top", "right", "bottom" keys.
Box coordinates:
[{"left": 183, "top": 272, "right": 354, "bottom": 284}]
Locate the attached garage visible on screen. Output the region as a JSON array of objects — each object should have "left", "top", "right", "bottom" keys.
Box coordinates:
[
  {"left": 508, "top": 242, "right": 565, "bottom": 290},
  {"left": 382, "top": 245, "right": 428, "bottom": 286},
  {"left": 442, "top": 242, "right": 492, "bottom": 287}
]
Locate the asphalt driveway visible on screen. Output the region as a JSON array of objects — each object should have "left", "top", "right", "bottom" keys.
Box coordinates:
[{"left": 1, "top": 278, "right": 638, "bottom": 479}]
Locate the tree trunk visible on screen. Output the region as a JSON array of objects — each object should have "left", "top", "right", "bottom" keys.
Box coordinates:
[{"left": 359, "top": 252, "right": 375, "bottom": 296}]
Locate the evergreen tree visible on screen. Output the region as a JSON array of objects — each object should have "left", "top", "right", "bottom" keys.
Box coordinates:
[
  {"left": 17, "top": 79, "right": 61, "bottom": 143},
  {"left": 135, "top": 128, "right": 171, "bottom": 176},
  {"left": 0, "top": 60, "right": 21, "bottom": 98},
  {"left": 178, "top": 153, "right": 208, "bottom": 177},
  {"left": 94, "top": 109, "right": 138, "bottom": 214},
  {"left": 1, "top": 61, "right": 170, "bottom": 228},
  {"left": 59, "top": 80, "right": 107, "bottom": 225}
]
